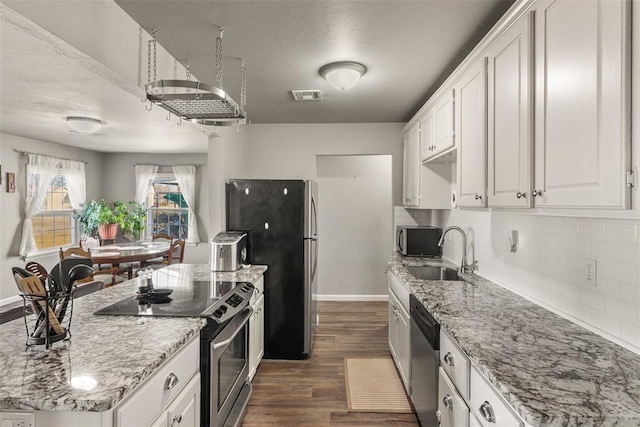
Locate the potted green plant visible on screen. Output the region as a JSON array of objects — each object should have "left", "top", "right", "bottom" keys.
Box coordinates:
[
  {"left": 75, "top": 200, "right": 147, "bottom": 241},
  {"left": 114, "top": 201, "right": 147, "bottom": 240},
  {"left": 75, "top": 199, "right": 118, "bottom": 240}
]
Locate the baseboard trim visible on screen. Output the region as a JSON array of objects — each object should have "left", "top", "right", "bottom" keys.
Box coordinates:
[
  {"left": 0, "top": 295, "right": 21, "bottom": 306},
  {"left": 317, "top": 295, "right": 388, "bottom": 302}
]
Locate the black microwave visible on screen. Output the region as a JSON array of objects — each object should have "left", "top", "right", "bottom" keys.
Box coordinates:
[{"left": 396, "top": 226, "right": 443, "bottom": 257}]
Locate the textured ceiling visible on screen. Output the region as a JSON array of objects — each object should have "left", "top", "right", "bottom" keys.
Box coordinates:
[
  {"left": 0, "top": 0, "right": 513, "bottom": 154},
  {"left": 115, "top": 0, "right": 514, "bottom": 123}
]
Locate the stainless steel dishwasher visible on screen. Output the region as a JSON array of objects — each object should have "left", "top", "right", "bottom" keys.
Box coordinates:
[{"left": 410, "top": 294, "right": 440, "bottom": 427}]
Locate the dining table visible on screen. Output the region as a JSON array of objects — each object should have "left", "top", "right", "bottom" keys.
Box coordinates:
[{"left": 88, "top": 242, "right": 171, "bottom": 279}]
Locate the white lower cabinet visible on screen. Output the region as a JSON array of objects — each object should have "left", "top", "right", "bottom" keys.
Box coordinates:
[
  {"left": 115, "top": 336, "right": 200, "bottom": 427},
  {"left": 151, "top": 373, "right": 201, "bottom": 427},
  {"left": 388, "top": 271, "right": 410, "bottom": 392},
  {"left": 248, "top": 293, "right": 265, "bottom": 381},
  {"left": 469, "top": 366, "right": 524, "bottom": 427},
  {"left": 469, "top": 413, "right": 484, "bottom": 427},
  {"left": 437, "top": 368, "right": 469, "bottom": 427}
]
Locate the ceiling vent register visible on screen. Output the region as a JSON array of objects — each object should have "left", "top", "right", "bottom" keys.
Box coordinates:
[
  {"left": 291, "top": 90, "right": 322, "bottom": 101},
  {"left": 144, "top": 28, "right": 246, "bottom": 127}
]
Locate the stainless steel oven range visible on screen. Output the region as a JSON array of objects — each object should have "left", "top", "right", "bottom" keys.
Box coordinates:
[{"left": 95, "top": 276, "right": 256, "bottom": 427}]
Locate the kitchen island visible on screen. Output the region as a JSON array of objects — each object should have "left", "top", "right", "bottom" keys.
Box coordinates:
[
  {"left": 388, "top": 252, "right": 640, "bottom": 427},
  {"left": 0, "top": 263, "right": 266, "bottom": 426}
]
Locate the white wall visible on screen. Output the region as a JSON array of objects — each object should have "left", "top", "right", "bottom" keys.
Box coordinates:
[
  {"left": 316, "top": 155, "right": 392, "bottom": 299},
  {"left": 208, "top": 127, "right": 250, "bottom": 239},
  {"left": 101, "top": 152, "right": 210, "bottom": 263},
  {"left": 0, "top": 133, "right": 104, "bottom": 301},
  {"left": 246, "top": 123, "right": 404, "bottom": 206}
]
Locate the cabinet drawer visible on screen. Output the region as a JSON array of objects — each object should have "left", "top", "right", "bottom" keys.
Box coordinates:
[
  {"left": 250, "top": 276, "right": 264, "bottom": 305},
  {"left": 388, "top": 270, "right": 410, "bottom": 313},
  {"left": 115, "top": 336, "right": 200, "bottom": 427},
  {"left": 440, "top": 331, "right": 470, "bottom": 400},
  {"left": 438, "top": 368, "right": 469, "bottom": 427},
  {"left": 470, "top": 366, "right": 523, "bottom": 427}
]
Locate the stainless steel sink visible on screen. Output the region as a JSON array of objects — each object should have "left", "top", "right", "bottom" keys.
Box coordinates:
[{"left": 405, "top": 266, "right": 462, "bottom": 281}]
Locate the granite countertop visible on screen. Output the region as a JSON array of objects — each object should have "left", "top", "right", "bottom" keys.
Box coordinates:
[
  {"left": 388, "top": 252, "right": 640, "bottom": 427},
  {"left": 0, "top": 263, "right": 267, "bottom": 413}
]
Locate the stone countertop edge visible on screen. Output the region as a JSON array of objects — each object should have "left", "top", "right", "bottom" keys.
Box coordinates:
[
  {"left": 0, "top": 263, "right": 267, "bottom": 413},
  {"left": 387, "top": 252, "right": 640, "bottom": 427}
]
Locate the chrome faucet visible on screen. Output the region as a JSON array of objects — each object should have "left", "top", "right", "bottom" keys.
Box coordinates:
[{"left": 438, "top": 226, "right": 477, "bottom": 273}]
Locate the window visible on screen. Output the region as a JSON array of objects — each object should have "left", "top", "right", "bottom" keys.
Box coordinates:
[
  {"left": 146, "top": 174, "right": 189, "bottom": 240},
  {"left": 32, "top": 173, "right": 77, "bottom": 249}
]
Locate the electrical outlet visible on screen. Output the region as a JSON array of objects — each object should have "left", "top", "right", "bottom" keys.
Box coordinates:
[
  {"left": 0, "top": 413, "right": 35, "bottom": 427},
  {"left": 584, "top": 258, "right": 597, "bottom": 286}
]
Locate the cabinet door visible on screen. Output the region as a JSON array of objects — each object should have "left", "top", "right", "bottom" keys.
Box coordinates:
[
  {"left": 455, "top": 59, "right": 488, "bottom": 207},
  {"left": 256, "top": 294, "right": 265, "bottom": 365},
  {"left": 438, "top": 368, "right": 470, "bottom": 427},
  {"left": 388, "top": 294, "right": 399, "bottom": 360},
  {"left": 487, "top": 14, "right": 533, "bottom": 208},
  {"left": 432, "top": 90, "right": 455, "bottom": 157},
  {"left": 248, "top": 306, "right": 258, "bottom": 380},
  {"left": 420, "top": 110, "right": 435, "bottom": 161},
  {"left": 402, "top": 123, "right": 421, "bottom": 207},
  {"left": 534, "top": 0, "right": 630, "bottom": 208},
  {"left": 165, "top": 373, "right": 201, "bottom": 427},
  {"left": 396, "top": 303, "right": 410, "bottom": 391}
]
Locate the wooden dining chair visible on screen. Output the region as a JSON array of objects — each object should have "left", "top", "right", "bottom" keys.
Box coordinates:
[
  {"left": 59, "top": 247, "right": 119, "bottom": 286},
  {"left": 152, "top": 233, "right": 173, "bottom": 242},
  {"left": 25, "top": 262, "right": 48, "bottom": 284},
  {"left": 167, "top": 239, "right": 186, "bottom": 265}
]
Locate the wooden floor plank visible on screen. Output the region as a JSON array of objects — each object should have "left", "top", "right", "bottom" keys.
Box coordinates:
[{"left": 242, "top": 301, "right": 419, "bottom": 427}]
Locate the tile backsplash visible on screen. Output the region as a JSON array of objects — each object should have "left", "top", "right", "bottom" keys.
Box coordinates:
[{"left": 396, "top": 207, "right": 640, "bottom": 353}]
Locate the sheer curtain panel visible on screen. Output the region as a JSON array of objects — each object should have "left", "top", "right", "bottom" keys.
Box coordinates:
[
  {"left": 59, "top": 159, "right": 86, "bottom": 209},
  {"left": 134, "top": 165, "right": 158, "bottom": 205},
  {"left": 19, "top": 154, "right": 61, "bottom": 256},
  {"left": 172, "top": 165, "right": 200, "bottom": 243}
]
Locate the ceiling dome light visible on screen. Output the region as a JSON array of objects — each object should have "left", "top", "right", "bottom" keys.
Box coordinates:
[
  {"left": 319, "top": 61, "right": 367, "bottom": 91},
  {"left": 66, "top": 116, "right": 105, "bottom": 134}
]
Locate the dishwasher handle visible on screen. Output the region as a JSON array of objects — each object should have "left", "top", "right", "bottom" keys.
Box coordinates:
[{"left": 410, "top": 294, "right": 440, "bottom": 350}]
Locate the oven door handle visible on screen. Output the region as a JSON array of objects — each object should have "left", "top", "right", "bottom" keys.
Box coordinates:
[{"left": 212, "top": 306, "right": 253, "bottom": 351}]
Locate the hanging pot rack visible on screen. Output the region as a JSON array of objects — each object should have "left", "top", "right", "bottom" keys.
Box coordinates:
[{"left": 144, "top": 27, "right": 247, "bottom": 127}]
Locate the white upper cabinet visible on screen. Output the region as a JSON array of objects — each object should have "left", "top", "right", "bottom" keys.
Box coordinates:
[
  {"left": 533, "top": 0, "right": 630, "bottom": 209},
  {"left": 420, "top": 109, "right": 435, "bottom": 161},
  {"left": 422, "top": 89, "right": 456, "bottom": 162},
  {"left": 486, "top": 14, "right": 533, "bottom": 208},
  {"left": 403, "top": 122, "right": 421, "bottom": 207},
  {"left": 455, "top": 59, "right": 488, "bottom": 208}
]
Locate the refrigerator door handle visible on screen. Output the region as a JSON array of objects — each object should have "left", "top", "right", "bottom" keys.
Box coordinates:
[{"left": 311, "top": 194, "right": 318, "bottom": 239}]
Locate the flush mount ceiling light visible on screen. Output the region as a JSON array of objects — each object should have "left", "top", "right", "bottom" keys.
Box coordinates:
[
  {"left": 66, "top": 116, "right": 105, "bottom": 134},
  {"left": 319, "top": 61, "right": 367, "bottom": 91}
]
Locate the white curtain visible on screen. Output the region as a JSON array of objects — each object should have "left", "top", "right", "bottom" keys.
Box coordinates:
[
  {"left": 172, "top": 165, "right": 200, "bottom": 243},
  {"left": 134, "top": 165, "right": 158, "bottom": 205},
  {"left": 19, "top": 154, "right": 61, "bottom": 256},
  {"left": 59, "top": 159, "right": 86, "bottom": 209}
]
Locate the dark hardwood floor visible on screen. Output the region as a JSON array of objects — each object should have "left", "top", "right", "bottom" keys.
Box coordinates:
[{"left": 242, "top": 301, "right": 419, "bottom": 426}]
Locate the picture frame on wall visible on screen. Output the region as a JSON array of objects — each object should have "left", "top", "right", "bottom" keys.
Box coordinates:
[{"left": 7, "top": 172, "right": 15, "bottom": 193}]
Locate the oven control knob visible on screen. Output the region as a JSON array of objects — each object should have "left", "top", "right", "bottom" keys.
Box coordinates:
[
  {"left": 213, "top": 309, "right": 224, "bottom": 318},
  {"left": 219, "top": 305, "right": 228, "bottom": 314}
]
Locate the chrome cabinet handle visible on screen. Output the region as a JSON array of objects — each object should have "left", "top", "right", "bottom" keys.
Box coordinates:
[
  {"left": 532, "top": 189, "right": 542, "bottom": 197},
  {"left": 516, "top": 191, "right": 526, "bottom": 199},
  {"left": 443, "top": 394, "right": 454, "bottom": 410},
  {"left": 480, "top": 401, "right": 496, "bottom": 423},
  {"left": 475, "top": 194, "right": 482, "bottom": 200},
  {"left": 443, "top": 352, "right": 455, "bottom": 366},
  {"left": 164, "top": 373, "right": 179, "bottom": 390},
  {"left": 171, "top": 415, "right": 182, "bottom": 426}
]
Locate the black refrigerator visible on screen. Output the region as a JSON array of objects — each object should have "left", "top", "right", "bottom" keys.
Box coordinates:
[{"left": 226, "top": 179, "right": 319, "bottom": 359}]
